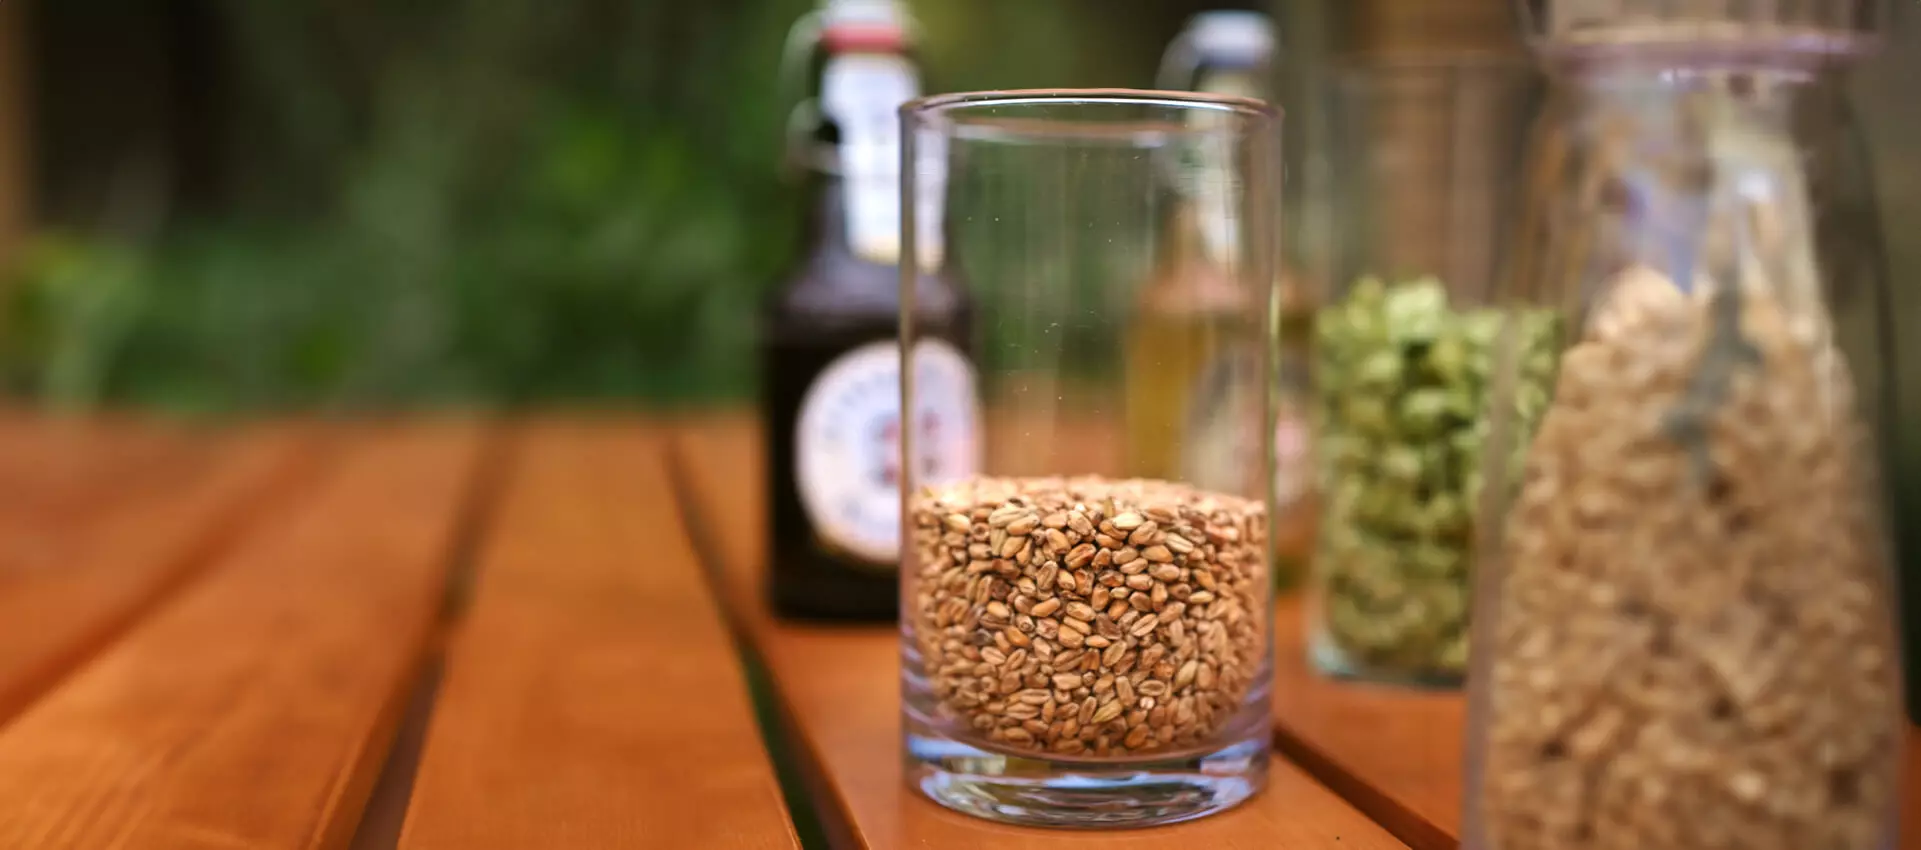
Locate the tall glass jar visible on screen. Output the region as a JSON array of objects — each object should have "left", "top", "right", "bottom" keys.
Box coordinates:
[
  {"left": 1462, "top": 5, "right": 1904, "bottom": 849},
  {"left": 1307, "top": 59, "right": 1539, "bottom": 687},
  {"left": 899, "top": 90, "right": 1280, "bottom": 828}
]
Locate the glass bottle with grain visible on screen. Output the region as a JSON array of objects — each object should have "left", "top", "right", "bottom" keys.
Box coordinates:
[{"left": 1462, "top": 2, "right": 1904, "bottom": 848}]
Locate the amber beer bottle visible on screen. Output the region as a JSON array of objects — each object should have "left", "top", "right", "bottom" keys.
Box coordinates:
[{"left": 762, "top": 0, "right": 977, "bottom": 621}]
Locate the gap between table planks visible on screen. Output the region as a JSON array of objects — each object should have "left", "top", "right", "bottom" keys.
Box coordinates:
[
  {"left": 671, "top": 413, "right": 1408, "bottom": 850},
  {"left": 0, "top": 422, "right": 318, "bottom": 724},
  {"left": 0, "top": 423, "right": 489, "bottom": 850},
  {"left": 397, "top": 422, "right": 799, "bottom": 850}
]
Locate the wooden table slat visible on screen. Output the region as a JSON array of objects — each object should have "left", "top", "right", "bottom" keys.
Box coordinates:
[
  {"left": 0, "top": 424, "right": 486, "bottom": 850},
  {"left": 1270, "top": 599, "right": 1465, "bottom": 850},
  {"left": 0, "top": 415, "right": 202, "bottom": 532},
  {"left": 398, "top": 424, "right": 800, "bottom": 850},
  {"left": 673, "top": 415, "right": 1407, "bottom": 849},
  {"left": 0, "top": 427, "right": 312, "bottom": 723}
]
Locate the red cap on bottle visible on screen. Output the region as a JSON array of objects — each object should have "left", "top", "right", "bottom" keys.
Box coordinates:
[{"left": 818, "top": 0, "right": 911, "bottom": 53}]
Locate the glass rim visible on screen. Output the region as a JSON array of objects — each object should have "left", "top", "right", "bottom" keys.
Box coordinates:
[
  {"left": 905, "top": 88, "right": 1275, "bottom": 115},
  {"left": 902, "top": 88, "right": 1277, "bottom": 136}
]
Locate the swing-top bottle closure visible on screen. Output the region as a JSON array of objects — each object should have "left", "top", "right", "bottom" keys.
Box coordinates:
[
  {"left": 1155, "top": 11, "right": 1277, "bottom": 268},
  {"left": 1155, "top": 10, "right": 1277, "bottom": 90},
  {"left": 777, "top": 0, "right": 941, "bottom": 266},
  {"left": 779, "top": 0, "right": 916, "bottom": 177}
]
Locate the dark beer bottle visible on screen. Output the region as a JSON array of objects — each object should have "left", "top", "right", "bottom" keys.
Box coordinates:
[{"left": 762, "top": 0, "right": 977, "bottom": 621}]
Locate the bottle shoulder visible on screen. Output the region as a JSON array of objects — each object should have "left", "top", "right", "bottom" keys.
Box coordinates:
[{"left": 769, "top": 248, "right": 967, "bottom": 321}]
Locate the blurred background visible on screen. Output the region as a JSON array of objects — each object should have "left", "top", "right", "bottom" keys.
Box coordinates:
[
  {"left": 0, "top": 0, "right": 1243, "bottom": 414},
  {"left": 0, "top": 0, "right": 1915, "bottom": 416},
  {"left": 1, "top": 0, "right": 1918, "bottom": 722}
]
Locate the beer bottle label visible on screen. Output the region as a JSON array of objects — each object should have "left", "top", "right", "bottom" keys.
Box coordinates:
[{"left": 794, "top": 339, "right": 979, "bottom": 565}]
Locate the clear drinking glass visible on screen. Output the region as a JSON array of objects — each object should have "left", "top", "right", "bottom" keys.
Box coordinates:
[
  {"left": 1306, "top": 58, "right": 1540, "bottom": 688},
  {"left": 899, "top": 90, "right": 1280, "bottom": 828}
]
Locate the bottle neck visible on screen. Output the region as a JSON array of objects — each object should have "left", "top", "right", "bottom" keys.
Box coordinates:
[
  {"left": 1158, "top": 200, "right": 1209, "bottom": 267},
  {"left": 1547, "top": 50, "right": 1835, "bottom": 89},
  {"left": 1554, "top": 63, "right": 1816, "bottom": 130},
  {"left": 805, "top": 170, "right": 854, "bottom": 256},
  {"left": 1193, "top": 62, "right": 1269, "bottom": 99},
  {"left": 800, "top": 47, "right": 919, "bottom": 266},
  {"left": 1522, "top": 57, "right": 1830, "bottom": 314},
  {"left": 1143, "top": 196, "right": 1250, "bottom": 315}
]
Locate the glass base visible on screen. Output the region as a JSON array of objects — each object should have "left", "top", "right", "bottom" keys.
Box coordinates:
[
  {"left": 1309, "top": 632, "right": 1465, "bottom": 691},
  {"left": 905, "top": 731, "right": 1267, "bottom": 829}
]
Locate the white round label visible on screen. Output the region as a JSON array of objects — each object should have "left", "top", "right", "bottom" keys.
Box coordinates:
[{"left": 795, "top": 339, "right": 979, "bottom": 566}]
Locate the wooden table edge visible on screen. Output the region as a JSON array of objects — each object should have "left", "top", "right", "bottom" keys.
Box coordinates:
[{"left": 1269, "top": 720, "right": 1458, "bottom": 850}]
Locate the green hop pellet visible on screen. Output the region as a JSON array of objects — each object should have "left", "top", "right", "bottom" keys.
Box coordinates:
[{"left": 1311, "top": 275, "right": 1561, "bottom": 682}]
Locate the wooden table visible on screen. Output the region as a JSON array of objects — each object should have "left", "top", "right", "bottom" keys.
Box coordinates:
[{"left": 0, "top": 412, "right": 1908, "bottom": 849}]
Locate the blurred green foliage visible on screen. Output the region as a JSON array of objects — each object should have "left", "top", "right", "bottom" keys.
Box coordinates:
[
  {"left": 4, "top": 0, "right": 804, "bottom": 411},
  {"left": 1, "top": 0, "right": 1192, "bottom": 413}
]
